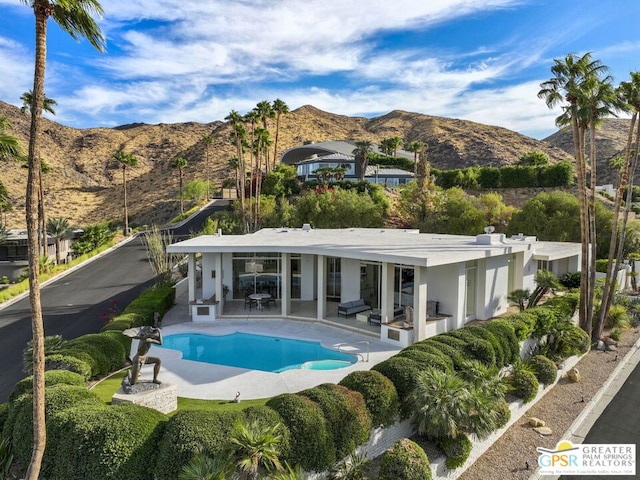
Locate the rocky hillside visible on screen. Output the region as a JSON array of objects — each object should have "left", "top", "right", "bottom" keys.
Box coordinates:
[
  {"left": 544, "top": 118, "right": 634, "bottom": 185},
  {"left": 0, "top": 100, "right": 574, "bottom": 229}
]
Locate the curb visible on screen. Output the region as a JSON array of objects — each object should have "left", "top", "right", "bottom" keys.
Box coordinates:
[{"left": 528, "top": 333, "right": 640, "bottom": 480}]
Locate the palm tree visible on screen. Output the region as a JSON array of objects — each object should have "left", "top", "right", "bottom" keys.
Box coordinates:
[
  {"left": 203, "top": 135, "right": 213, "bottom": 200},
  {"left": 0, "top": 181, "right": 12, "bottom": 227},
  {"left": 406, "top": 140, "right": 424, "bottom": 176},
  {"left": 253, "top": 127, "right": 272, "bottom": 230},
  {"left": 172, "top": 157, "right": 188, "bottom": 215},
  {"left": 0, "top": 116, "right": 23, "bottom": 160},
  {"left": 112, "top": 149, "right": 138, "bottom": 236},
  {"left": 20, "top": 90, "right": 57, "bottom": 116},
  {"left": 538, "top": 52, "right": 608, "bottom": 337},
  {"left": 228, "top": 155, "right": 240, "bottom": 195},
  {"left": 46, "top": 217, "right": 70, "bottom": 264},
  {"left": 272, "top": 99, "right": 289, "bottom": 166},
  {"left": 254, "top": 100, "right": 275, "bottom": 172},
  {"left": 229, "top": 419, "right": 284, "bottom": 480},
  {"left": 19, "top": 2, "right": 104, "bottom": 478},
  {"left": 179, "top": 452, "right": 237, "bottom": 480},
  {"left": 352, "top": 140, "right": 373, "bottom": 181}
]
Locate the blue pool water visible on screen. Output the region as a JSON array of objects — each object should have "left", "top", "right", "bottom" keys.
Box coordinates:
[{"left": 158, "top": 332, "right": 357, "bottom": 373}]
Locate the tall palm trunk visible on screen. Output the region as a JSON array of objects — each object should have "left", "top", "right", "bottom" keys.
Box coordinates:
[
  {"left": 597, "top": 112, "right": 638, "bottom": 334},
  {"left": 273, "top": 113, "right": 281, "bottom": 167},
  {"left": 39, "top": 167, "right": 47, "bottom": 256},
  {"left": 587, "top": 122, "right": 598, "bottom": 341},
  {"left": 25, "top": 5, "right": 48, "bottom": 479},
  {"left": 178, "top": 168, "right": 184, "bottom": 215},
  {"left": 122, "top": 166, "right": 129, "bottom": 235}
]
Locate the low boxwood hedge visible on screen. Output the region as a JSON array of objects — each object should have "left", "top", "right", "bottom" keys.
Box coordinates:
[
  {"left": 529, "top": 307, "right": 561, "bottom": 338},
  {"left": 503, "top": 311, "right": 537, "bottom": 341},
  {"left": 372, "top": 356, "right": 422, "bottom": 404},
  {"left": 447, "top": 330, "right": 496, "bottom": 367},
  {"left": 483, "top": 319, "right": 519, "bottom": 365},
  {"left": 509, "top": 369, "right": 539, "bottom": 403},
  {"left": 266, "top": 393, "right": 335, "bottom": 472},
  {"left": 398, "top": 348, "right": 454, "bottom": 374},
  {"left": 458, "top": 326, "right": 504, "bottom": 367},
  {"left": 301, "top": 383, "right": 371, "bottom": 460},
  {"left": 435, "top": 434, "right": 472, "bottom": 470},
  {"left": 155, "top": 409, "right": 241, "bottom": 480},
  {"left": 9, "top": 369, "right": 86, "bottom": 403},
  {"left": 65, "top": 333, "right": 126, "bottom": 373},
  {"left": 416, "top": 338, "right": 466, "bottom": 370},
  {"left": 5, "top": 385, "right": 103, "bottom": 465},
  {"left": 338, "top": 370, "right": 399, "bottom": 427},
  {"left": 529, "top": 355, "right": 558, "bottom": 386},
  {"left": 44, "top": 354, "right": 91, "bottom": 380},
  {"left": 45, "top": 403, "right": 166, "bottom": 480},
  {"left": 378, "top": 438, "right": 432, "bottom": 480}
]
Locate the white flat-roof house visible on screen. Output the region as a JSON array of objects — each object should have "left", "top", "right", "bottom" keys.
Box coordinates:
[{"left": 167, "top": 228, "right": 580, "bottom": 347}]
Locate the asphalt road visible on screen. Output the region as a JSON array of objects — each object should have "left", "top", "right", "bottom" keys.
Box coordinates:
[{"left": 0, "top": 199, "right": 230, "bottom": 402}]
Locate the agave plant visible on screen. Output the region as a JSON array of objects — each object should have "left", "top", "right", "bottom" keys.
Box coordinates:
[{"left": 23, "top": 334, "right": 65, "bottom": 373}]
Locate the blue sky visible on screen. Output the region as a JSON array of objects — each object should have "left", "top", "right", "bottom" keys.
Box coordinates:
[{"left": 0, "top": 0, "right": 638, "bottom": 139}]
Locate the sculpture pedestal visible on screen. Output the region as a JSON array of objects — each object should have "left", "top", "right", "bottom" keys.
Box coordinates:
[{"left": 112, "top": 382, "right": 177, "bottom": 414}]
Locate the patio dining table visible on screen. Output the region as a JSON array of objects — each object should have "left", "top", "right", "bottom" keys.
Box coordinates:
[{"left": 249, "top": 293, "right": 271, "bottom": 310}]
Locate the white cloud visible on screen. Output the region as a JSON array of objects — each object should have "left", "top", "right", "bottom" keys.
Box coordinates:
[{"left": 0, "top": 36, "right": 33, "bottom": 106}]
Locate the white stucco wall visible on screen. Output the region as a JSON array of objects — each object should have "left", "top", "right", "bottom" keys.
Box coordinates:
[
  {"left": 480, "top": 256, "right": 510, "bottom": 320},
  {"left": 222, "top": 253, "right": 233, "bottom": 296},
  {"left": 426, "top": 263, "right": 463, "bottom": 330},
  {"left": 201, "top": 253, "right": 215, "bottom": 299},
  {"left": 300, "top": 254, "right": 316, "bottom": 300},
  {"left": 341, "top": 258, "right": 361, "bottom": 302}
]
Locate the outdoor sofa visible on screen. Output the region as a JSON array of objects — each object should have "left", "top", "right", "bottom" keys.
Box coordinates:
[{"left": 337, "top": 299, "right": 372, "bottom": 317}]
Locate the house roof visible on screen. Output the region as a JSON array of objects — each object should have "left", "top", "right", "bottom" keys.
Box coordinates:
[
  {"left": 364, "top": 166, "right": 414, "bottom": 178},
  {"left": 167, "top": 228, "right": 580, "bottom": 268},
  {"left": 295, "top": 152, "right": 353, "bottom": 165},
  {"left": 280, "top": 140, "right": 414, "bottom": 165}
]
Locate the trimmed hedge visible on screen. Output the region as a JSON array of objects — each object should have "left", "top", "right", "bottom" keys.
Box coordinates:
[
  {"left": 529, "top": 355, "right": 558, "bottom": 386},
  {"left": 155, "top": 410, "right": 241, "bottom": 480},
  {"left": 45, "top": 403, "right": 166, "bottom": 480},
  {"left": 495, "top": 399, "right": 512, "bottom": 429},
  {"left": 372, "top": 356, "right": 423, "bottom": 403},
  {"left": 509, "top": 369, "right": 539, "bottom": 403},
  {"left": 339, "top": 370, "right": 399, "bottom": 427},
  {"left": 5, "top": 385, "right": 103, "bottom": 465},
  {"left": 503, "top": 312, "right": 537, "bottom": 341},
  {"left": 446, "top": 330, "right": 496, "bottom": 367},
  {"left": 528, "top": 307, "right": 561, "bottom": 339},
  {"left": 266, "top": 393, "right": 335, "bottom": 472},
  {"left": 301, "top": 383, "right": 371, "bottom": 460},
  {"left": 378, "top": 438, "right": 432, "bottom": 480},
  {"left": 483, "top": 319, "right": 519, "bottom": 365},
  {"left": 241, "top": 405, "right": 291, "bottom": 460},
  {"left": 545, "top": 325, "right": 591, "bottom": 360},
  {"left": 398, "top": 348, "right": 454, "bottom": 374},
  {"left": 64, "top": 333, "right": 126, "bottom": 375},
  {"left": 436, "top": 434, "right": 473, "bottom": 470},
  {"left": 414, "top": 339, "right": 466, "bottom": 370},
  {"left": 459, "top": 326, "right": 505, "bottom": 367},
  {"left": 9, "top": 369, "right": 86, "bottom": 403},
  {"left": 44, "top": 354, "right": 92, "bottom": 379}
]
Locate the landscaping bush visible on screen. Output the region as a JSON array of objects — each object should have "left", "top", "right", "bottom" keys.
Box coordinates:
[
  {"left": 339, "top": 370, "right": 399, "bottom": 427},
  {"left": 0, "top": 403, "right": 8, "bottom": 434},
  {"left": 504, "top": 311, "right": 537, "bottom": 340},
  {"left": 266, "top": 393, "right": 335, "bottom": 472},
  {"left": 58, "top": 341, "right": 111, "bottom": 378},
  {"left": 428, "top": 334, "right": 467, "bottom": 350},
  {"left": 372, "top": 356, "right": 422, "bottom": 403},
  {"left": 378, "top": 438, "right": 432, "bottom": 480},
  {"left": 545, "top": 325, "right": 591, "bottom": 359},
  {"left": 9, "top": 369, "right": 86, "bottom": 403},
  {"left": 435, "top": 434, "right": 472, "bottom": 470},
  {"left": 528, "top": 306, "right": 561, "bottom": 339},
  {"left": 508, "top": 368, "right": 539, "bottom": 403},
  {"left": 414, "top": 339, "right": 466, "bottom": 370},
  {"left": 66, "top": 333, "right": 126, "bottom": 373},
  {"left": 101, "top": 314, "right": 139, "bottom": 332},
  {"left": 155, "top": 410, "right": 241, "bottom": 480},
  {"left": 301, "top": 383, "right": 371, "bottom": 460},
  {"left": 460, "top": 326, "right": 505, "bottom": 367},
  {"left": 606, "top": 304, "right": 632, "bottom": 329},
  {"left": 100, "top": 329, "right": 133, "bottom": 356},
  {"left": 483, "top": 319, "right": 519, "bottom": 365},
  {"left": 45, "top": 403, "right": 166, "bottom": 480},
  {"left": 398, "top": 348, "right": 454, "bottom": 374},
  {"left": 495, "top": 399, "right": 512, "bottom": 428},
  {"left": 447, "top": 330, "right": 496, "bottom": 367},
  {"left": 529, "top": 355, "right": 558, "bottom": 386},
  {"left": 44, "top": 354, "right": 91, "bottom": 379},
  {"left": 544, "top": 293, "right": 579, "bottom": 319},
  {"left": 6, "top": 385, "right": 103, "bottom": 465},
  {"left": 403, "top": 342, "right": 456, "bottom": 369},
  {"left": 559, "top": 272, "right": 581, "bottom": 289}
]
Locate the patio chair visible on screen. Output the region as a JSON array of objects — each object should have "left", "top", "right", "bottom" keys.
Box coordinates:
[{"left": 244, "top": 295, "right": 257, "bottom": 310}]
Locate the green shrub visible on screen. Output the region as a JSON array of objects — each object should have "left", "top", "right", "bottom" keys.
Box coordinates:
[
  {"left": 606, "top": 304, "right": 632, "bottom": 329},
  {"left": 339, "top": 370, "right": 399, "bottom": 427},
  {"left": 398, "top": 349, "right": 454, "bottom": 374},
  {"left": 44, "top": 354, "right": 91, "bottom": 379},
  {"left": 378, "top": 438, "right": 432, "bottom": 480},
  {"left": 7, "top": 385, "right": 103, "bottom": 465},
  {"left": 58, "top": 343, "right": 110, "bottom": 378},
  {"left": 610, "top": 327, "right": 622, "bottom": 341},
  {"left": 45, "top": 403, "right": 166, "bottom": 480},
  {"left": 459, "top": 326, "right": 504, "bottom": 367},
  {"left": 504, "top": 312, "right": 537, "bottom": 341},
  {"left": 101, "top": 314, "right": 139, "bottom": 331},
  {"left": 544, "top": 293, "right": 579, "bottom": 319},
  {"left": 483, "top": 320, "right": 519, "bottom": 365},
  {"left": 9, "top": 369, "right": 86, "bottom": 403},
  {"left": 509, "top": 369, "right": 539, "bottom": 403},
  {"left": 155, "top": 410, "right": 241, "bottom": 480},
  {"left": 372, "top": 356, "right": 422, "bottom": 403},
  {"left": 100, "top": 329, "right": 133, "bottom": 355},
  {"left": 529, "top": 355, "right": 558, "bottom": 387},
  {"left": 529, "top": 306, "right": 561, "bottom": 338},
  {"left": 547, "top": 325, "right": 591, "bottom": 359},
  {"left": 559, "top": 272, "right": 581, "bottom": 289},
  {"left": 266, "top": 393, "right": 335, "bottom": 472},
  {"left": 0, "top": 403, "right": 8, "bottom": 434},
  {"left": 428, "top": 334, "right": 467, "bottom": 350},
  {"left": 435, "top": 434, "right": 472, "bottom": 470},
  {"left": 447, "top": 330, "right": 496, "bottom": 367},
  {"left": 495, "top": 399, "right": 511, "bottom": 428},
  {"left": 415, "top": 339, "right": 466, "bottom": 370},
  {"left": 301, "top": 383, "right": 371, "bottom": 460},
  {"left": 595, "top": 259, "right": 611, "bottom": 273},
  {"left": 68, "top": 333, "right": 126, "bottom": 373}
]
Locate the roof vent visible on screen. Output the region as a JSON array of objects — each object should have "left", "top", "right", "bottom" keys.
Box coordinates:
[
  {"left": 302, "top": 223, "right": 311, "bottom": 232},
  {"left": 484, "top": 225, "right": 495, "bottom": 234}
]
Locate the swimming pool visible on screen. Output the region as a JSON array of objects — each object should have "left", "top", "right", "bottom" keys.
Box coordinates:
[{"left": 158, "top": 332, "right": 357, "bottom": 373}]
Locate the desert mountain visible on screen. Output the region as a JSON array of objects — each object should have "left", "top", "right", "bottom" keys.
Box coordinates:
[
  {"left": 0, "top": 100, "right": 574, "bottom": 229},
  {"left": 544, "top": 118, "right": 634, "bottom": 185}
]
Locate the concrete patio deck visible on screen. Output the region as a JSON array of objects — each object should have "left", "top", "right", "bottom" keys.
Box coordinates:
[{"left": 141, "top": 294, "right": 401, "bottom": 400}]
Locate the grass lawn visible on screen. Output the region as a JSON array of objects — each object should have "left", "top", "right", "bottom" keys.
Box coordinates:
[{"left": 90, "top": 370, "right": 269, "bottom": 415}]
